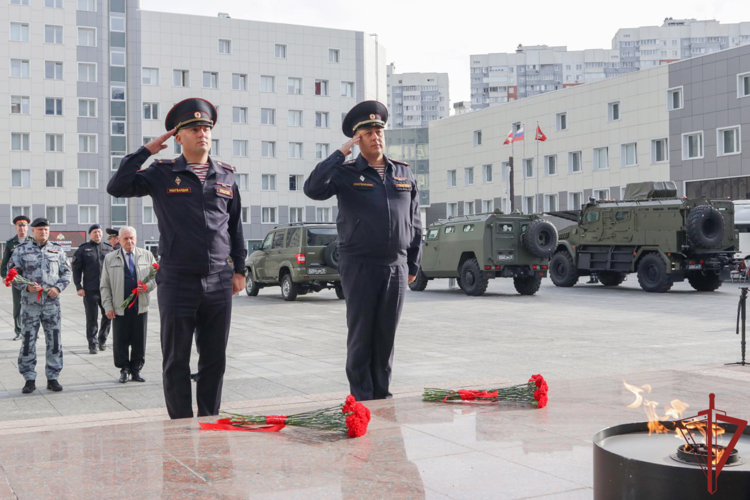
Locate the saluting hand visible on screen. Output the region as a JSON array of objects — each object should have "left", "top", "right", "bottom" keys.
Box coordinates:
[
  {"left": 144, "top": 128, "right": 176, "bottom": 155},
  {"left": 338, "top": 133, "right": 360, "bottom": 156}
]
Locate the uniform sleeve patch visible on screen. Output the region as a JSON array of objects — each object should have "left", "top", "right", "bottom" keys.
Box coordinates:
[{"left": 216, "top": 187, "right": 233, "bottom": 198}]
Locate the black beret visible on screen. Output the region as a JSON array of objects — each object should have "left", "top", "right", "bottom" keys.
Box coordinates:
[
  {"left": 106, "top": 228, "right": 119, "bottom": 237},
  {"left": 12, "top": 215, "right": 30, "bottom": 225},
  {"left": 164, "top": 98, "right": 217, "bottom": 132},
  {"left": 88, "top": 224, "right": 102, "bottom": 234},
  {"left": 30, "top": 218, "right": 49, "bottom": 228},
  {"left": 342, "top": 100, "right": 388, "bottom": 138}
]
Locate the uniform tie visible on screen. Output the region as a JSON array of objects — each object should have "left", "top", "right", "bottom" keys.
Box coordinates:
[{"left": 127, "top": 252, "right": 135, "bottom": 275}]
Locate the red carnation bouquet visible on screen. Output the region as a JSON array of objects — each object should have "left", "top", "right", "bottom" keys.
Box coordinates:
[
  {"left": 4, "top": 268, "right": 49, "bottom": 300},
  {"left": 120, "top": 263, "right": 159, "bottom": 310},
  {"left": 200, "top": 395, "right": 371, "bottom": 438},
  {"left": 423, "top": 374, "right": 549, "bottom": 409}
]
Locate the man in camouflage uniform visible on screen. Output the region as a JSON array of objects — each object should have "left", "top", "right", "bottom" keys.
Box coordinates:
[
  {"left": 9, "top": 218, "right": 71, "bottom": 394},
  {"left": 1, "top": 215, "right": 31, "bottom": 340}
]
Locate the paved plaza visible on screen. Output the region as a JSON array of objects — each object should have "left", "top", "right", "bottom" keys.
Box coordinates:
[{"left": 1, "top": 277, "right": 749, "bottom": 498}]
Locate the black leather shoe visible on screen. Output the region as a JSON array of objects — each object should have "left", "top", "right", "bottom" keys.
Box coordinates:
[
  {"left": 130, "top": 372, "right": 145, "bottom": 383},
  {"left": 118, "top": 371, "right": 129, "bottom": 384},
  {"left": 22, "top": 380, "right": 36, "bottom": 394},
  {"left": 46, "top": 380, "right": 63, "bottom": 392},
  {"left": 89, "top": 346, "right": 98, "bottom": 354},
  {"left": 98, "top": 341, "right": 106, "bottom": 351}
]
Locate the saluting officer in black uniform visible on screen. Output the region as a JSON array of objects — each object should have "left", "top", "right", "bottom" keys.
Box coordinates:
[
  {"left": 107, "top": 98, "right": 246, "bottom": 419},
  {"left": 1, "top": 215, "right": 32, "bottom": 340},
  {"left": 304, "top": 100, "right": 422, "bottom": 401}
]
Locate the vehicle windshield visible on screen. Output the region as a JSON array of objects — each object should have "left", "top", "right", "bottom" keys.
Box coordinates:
[{"left": 307, "top": 228, "right": 338, "bottom": 246}]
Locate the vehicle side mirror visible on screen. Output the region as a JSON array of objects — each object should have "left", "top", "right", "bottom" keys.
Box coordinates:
[{"left": 252, "top": 244, "right": 260, "bottom": 250}]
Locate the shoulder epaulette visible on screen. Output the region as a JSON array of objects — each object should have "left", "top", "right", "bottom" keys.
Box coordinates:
[
  {"left": 154, "top": 158, "right": 176, "bottom": 165},
  {"left": 342, "top": 160, "right": 356, "bottom": 166},
  {"left": 391, "top": 159, "right": 410, "bottom": 167},
  {"left": 216, "top": 161, "right": 236, "bottom": 172}
]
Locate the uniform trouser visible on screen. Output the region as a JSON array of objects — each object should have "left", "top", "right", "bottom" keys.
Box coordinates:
[
  {"left": 83, "top": 292, "right": 111, "bottom": 347},
  {"left": 113, "top": 309, "right": 147, "bottom": 374},
  {"left": 338, "top": 259, "right": 408, "bottom": 401},
  {"left": 12, "top": 287, "right": 21, "bottom": 335},
  {"left": 18, "top": 300, "right": 63, "bottom": 381},
  {"left": 157, "top": 265, "right": 233, "bottom": 419}
]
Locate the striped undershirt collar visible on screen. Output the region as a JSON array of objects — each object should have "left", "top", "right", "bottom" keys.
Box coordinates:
[
  {"left": 369, "top": 163, "right": 386, "bottom": 180},
  {"left": 188, "top": 163, "right": 209, "bottom": 183}
]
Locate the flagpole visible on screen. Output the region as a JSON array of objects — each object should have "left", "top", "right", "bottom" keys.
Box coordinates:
[
  {"left": 510, "top": 138, "right": 514, "bottom": 212},
  {"left": 522, "top": 122, "right": 526, "bottom": 213},
  {"left": 536, "top": 120, "right": 540, "bottom": 214}
]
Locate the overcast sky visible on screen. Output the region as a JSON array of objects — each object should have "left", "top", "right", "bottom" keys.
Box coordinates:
[{"left": 141, "top": 0, "right": 749, "bottom": 106}]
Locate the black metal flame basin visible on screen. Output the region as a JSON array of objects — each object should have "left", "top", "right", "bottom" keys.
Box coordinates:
[{"left": 594, "top": 422, "right": 750, "bottom": 500}]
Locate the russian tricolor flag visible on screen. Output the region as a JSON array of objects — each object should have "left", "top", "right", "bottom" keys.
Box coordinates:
[{"left": 513, "top": 126, "right": 524, "bottom": 142}]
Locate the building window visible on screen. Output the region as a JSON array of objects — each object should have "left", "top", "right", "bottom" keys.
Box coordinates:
[
  {"left": 315, "top": 80, "right": 329, "bottom": 96},
  {"left": 45, "top": 134, "right": 63, "bottom": 152},
  {"left": 231, "top": 106, "right": 248, "bottom": 124},
  {"left": 10, "top": 22, "right": 29, "bottom": 42},
  {"left": 260, "top": 207, "right": 277, "bottom": 224},
  {"left": 45, "top": 61, "right": 63, "bottom": 80},
  {"left": 289, "top": 110, "right": 303, "bottom": 127},
  {"left": 79, "top": 98, "right": 96, "bottom": 117},
  {"left": 10, "top": 59, "right": 29, "bottom": 78},
  {"left": 569, "top": 192, "right": 583, "bottom": 211},
  {"left": 316, "top": 207, "right": 331, "bottom": 222},
  {"left": 173, "top": 140, "right": 182, "bottom": 155},
  {"left": 260, "top": 75, "right": 275, "bottom": 92},
  {"left": 288, "top": 77, "right": 302, "bottom": 95},
  {"left": 11, "top": 206, "right": 30, "bottom": 219},
  {"left": 544, "top": 155, "right": 557, "bottom": 176},
  {"left": 289, "top": 174, "right": 304, "bottom": 191},
  {"left": 110, "top": 52, "right": 125, "bottom": 66},
  {"left": 46, "top": 206, "right": 64, "bottom": 225},
  {"left": 288, "top": 142, "right": 303, "bottom": 159},
  {"left": 718, "top": 126, "right": 741, "bottom": 156},
  {"left": 211, "top": 139, "right": 219, "bottom": 156},
  {"left": 45, "top": 25, "right": 63, "bottom": 44},
  {"left": 275, "top": 44, "right": 287, "bottom": 58},
  {"left": 78, "top": 170, "right": 97, "bottom": 188},
  {"left": 667, "top": 87, "right": 683, "bottom": 110},
  {"left": 239, "top": 207, "right": 249, "bottom": 224},
  {"left": 464, "top": 201, "right": 475, "bottom": 215},
  {"left": 593, "top": 147, "right": 608, "bottom": 170},
  {"left": 464, "top": 167, "right": 474, "bottom": 185},
  {"left": 232, "top": 140, "right": 248, "bottom": 157},
  {"left": 482, "top": 164, "right": 493, "bottom": 183},
  {"left": 11, "top": 0, "right": 30, "bottom": 4},
  {"left": 556, "top": 112, "right": 567, "bottom": 131},
  {"left": 289, "top": 207, "right": 304, "bottom": 223},
  {"left": 218, "top": 39, "right": 231, "bottom": 54},
  {"left": 77, "top": 27, "right": 96, "bottom": 47},
  {"left": 261, "top": 141, "right": 276, "bottom": 158},
  {"left": 142, "top": 136, "right": 155, "bottom": 146},
  {"left": 593, "top": 189, "right": 610, "bottom": 200},
  {"left": 544, "top": 194, "right": 558, "bottom": 212},
  {"left": 329, "top": 49, "right": 340, "bottom": 63},
  {"left": 11, "top": 169, "right": 30, "bottom": 188},
  {"left": 260, "top": 108, "right": 275, "bottom": 125},
  {"left": 78, "top": 206, "right": 98, "bottom": 224},
  {"left": 447, "top": 169, "right": 457, "bottom": 188},
  {"left": 232, "top": 73, "right": 247, "bottom": 90},
  {"left": 568, "top": 151, "right": 582, "bottom": 173},
  {"left": 11, "top": 95, "right": 29, "bottom": 114},
  {"left": 111, "top": 197, "right": 127, "bottom": 225},
  {"left": 482, "top": 199, "right": 494, "bottom": 213},
  {"left": 77, "top": 0, "right": 95, "bottom": 11},
  {"left": 524, "top": 196, "right": 535, "bottom": 215},
  {"left": 261, "top": 174, "right": 277, "bottom": 191},
  {"left": 341, "top": 81, "right": 355, "bottom": 97},
  {"left": 316, "top": 143, "right": 330, "bottom": 159},
  {"left": 447, "top": 203, "right": 458, "bottom": 217},
  {"left": 78, "top": 63, "right": 96, "bottom": 82},
  {"left": 44, "top": 0, "right": 62, "bottom": 6},
  {"left": 11, "top": 133, "right": 29, "bottom": 151},
  {"left": 608, "top": 101, "right": 620, "bottom": 121},
  {"left": 473, "top": 130, "right": 482, "bottom": 146},
  {"left": 202, "top": 71, "right": 218, "bottom": 88},
  {"left": 79, "top": 134, "right": 97, "bottom": 153},
  {"left": 139, "top": 67, "right": 158, "bottom": 85},
  {"left": 45, "top": 98, "right": 63, "bottom": 116},
  {"left": 143, "top": 205, "right": 157, "bottom": 224},
  {"left": 142, "top": 102, "right": 159, "bottom": 120},
  {"left": 111, "top": 121, "right": 125, "bottom": 135},
  {"left": 110, "top": 17, "right": 125, "bottom": 32},
  {"left": 237, "top": 174, "right": 248, "bottom": 190},
  {"left": 738, "top": 72, "right": 750, "bottom": 98},
  {"left": 315, "top": 112, "right": 329, "bottom": 128},
  {"left": 682, "top": 132, "right": 703, "bottom": 160},
  {"left": 651, "top": 138, "right": 668, "bottom": 163},
  {"left": 523, "top": 159, "right": 534, "bottom": 178},
  {"left": 111, "top": 87, "right": 125, "bottom": 101},
  {"left": 172, "top": 69, "right": 188, "bottom": 87},
  {"left": 621, "top": 143, "right": 637, "bottom": 166}
]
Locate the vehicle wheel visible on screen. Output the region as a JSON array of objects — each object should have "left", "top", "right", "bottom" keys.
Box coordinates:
[
  {"left": 409, "top": 269, "right": 429, "bottom": 291},
  {"left": 334, "top": 283, "right": 345, "bottom": 299},
  {"left": 514, "top": 275, "right": 542, "bottom": 295},
  {"left": 687, "top": 272, "right": 722, "bottom": 292},
  {"left": 686, "top": 205, "right": 724, "bottom": 249},
  {"left": 598, "top": 271, "right": 626, "bottom": 287},
  {"left": 550, "top": 251, "right": 579, "bottom": 287},
  {"left": 521, "top": 220, "right": 558, "bottom": 258},
  {"left": 637, "top": 254, "right": 673, "bottom": 293},
  {"left": 323, "top": 241, "right": 340, "bottom": 270},
  {"left": 280, "top": 273, "right": 299, "bottom": 301},
  {"left": 245, "top": 269, "right": 260, "bottom": 296},
  {"left": 460, "top": 259, "right": 489, "bottom": 296}
]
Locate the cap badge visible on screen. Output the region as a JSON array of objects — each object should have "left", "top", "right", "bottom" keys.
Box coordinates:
[
  {"left": 175, "top": 176, "right": 181, "bottom": 186},
  {"left": 369, "top": 114, "right": 376, "bottom": 119},
  {"left": 360, "top": 175, "right": 365, "bottom": 181},
  {"left": 194, "top": 112, "right": 202, "bottom": 118}
]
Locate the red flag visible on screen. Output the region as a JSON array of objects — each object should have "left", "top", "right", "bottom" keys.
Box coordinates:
[
  {"left": 535, "top": 125, "right": 547, "bottom": 141},
  {"left": 502, "top": 129, "right": 513, "bottom": 145}
]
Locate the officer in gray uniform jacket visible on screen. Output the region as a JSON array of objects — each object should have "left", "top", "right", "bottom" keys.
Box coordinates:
[
  {"left": 1, "top": 215, "right": 31, "bottom": 340},
  {"left": 9, "top": 218, "right": 72, "bottom": 394}
]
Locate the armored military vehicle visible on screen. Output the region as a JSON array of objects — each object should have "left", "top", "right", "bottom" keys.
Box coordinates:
[
  {"left": 409, "top": 210, "right": 558, "bottom": 296},
  {"left": 549, "top": 181, "right": 737, "bottom": 293}
]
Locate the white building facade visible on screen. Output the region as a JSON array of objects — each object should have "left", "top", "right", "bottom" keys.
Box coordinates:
[{"left": 386, "top": 63, "right": 449, "bottom": 128}]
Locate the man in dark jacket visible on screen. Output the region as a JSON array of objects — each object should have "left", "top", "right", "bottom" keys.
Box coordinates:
[
  {"left": 1, "top": 215, "right": 31, "bottom": 340},
  {"left": 304, "top": 100, "right": 422, "bottom": 401},
  {"left": 72, "top": 224, "right": 114, "bottom": 354}
]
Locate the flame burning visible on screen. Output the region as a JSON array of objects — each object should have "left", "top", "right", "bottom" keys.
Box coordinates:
[{"left": 623, "top": 381, "right": 689, "bottom": 435}]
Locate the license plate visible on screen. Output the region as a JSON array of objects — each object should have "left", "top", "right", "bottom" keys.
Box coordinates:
[
  {"left": 497, "top": 254, "right": 514, "bottom": 261},
  {"left": 307, "top": 268, "right": 326, "bottom": 275},
  {"left": 687, "top": 265, "right": 702, "bottom": 270}
]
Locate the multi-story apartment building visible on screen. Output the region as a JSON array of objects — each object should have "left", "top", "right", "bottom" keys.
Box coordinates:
[
  {"left": 429, "top": 43, "right": 750, "bottom": 224},
  {"left": 1, "top": 0, "right": 386, "bottom": 254},
  {"left": 386, "top": 63, "right": 449, "bottom": 128},
  {"left": 472, "top": 18, "right": 750, "bottom": 110}
]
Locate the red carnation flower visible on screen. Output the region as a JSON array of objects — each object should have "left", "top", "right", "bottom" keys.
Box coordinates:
[
  {"left": 535, "top": 392, "right": 548, "bottom": 409},
  {"left": 343, "top": 396, "right": 371, "bottom": 438},
  {"left": 5, "top": 268, "right": 18, "bottom": 287},
  {"left": 152, "top": 263, "right": 159, "bottom": 270}
]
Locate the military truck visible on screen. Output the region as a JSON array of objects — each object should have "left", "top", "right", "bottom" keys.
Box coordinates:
[
  {"left": 549, "top": 181, "right": 737, "bottom": 293},
  {"left": 409, "top": 210, "right": 558, "bottom": 296},
  {"left": 245, "top": 223, "right": 343, "bottom": 301}
]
